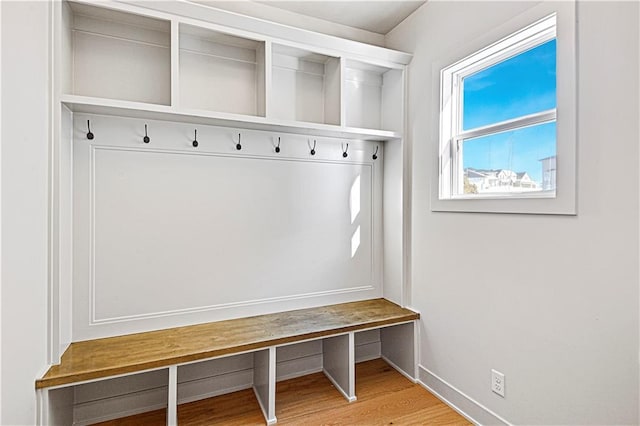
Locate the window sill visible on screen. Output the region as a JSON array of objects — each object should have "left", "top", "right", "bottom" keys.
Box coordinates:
[
  {"left": 448, "top": 190, "right": 556, "bottom": 201},
  {"left": 431, "top": 193, "right": 575, "bottom": 215}
]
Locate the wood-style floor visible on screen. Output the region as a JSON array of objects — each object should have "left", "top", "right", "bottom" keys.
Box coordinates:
[{"left": 94, "top": 359, "right": 470, "bottom": 425}]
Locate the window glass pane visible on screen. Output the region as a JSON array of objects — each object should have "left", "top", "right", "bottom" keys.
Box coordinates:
[
  {"left": 462, "top": 39, "right": 556, "bottom": 130},
  {"left": 462, "top": 121, "right": 556, "bottom": 195}
]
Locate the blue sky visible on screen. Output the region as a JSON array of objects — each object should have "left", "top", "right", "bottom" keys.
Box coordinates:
[{"left": 462, "top": 39, "right": 556, "bottom": 184}]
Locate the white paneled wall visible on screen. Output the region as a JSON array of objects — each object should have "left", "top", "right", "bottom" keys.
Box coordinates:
[{"left": 72, "top": 114, "right": 384, "bottom": 340}]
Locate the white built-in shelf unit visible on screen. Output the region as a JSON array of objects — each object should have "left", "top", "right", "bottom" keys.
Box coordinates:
[
  {"left": 59, "top": 1, "right": 409, "bottom": 141},
  {"left": 45, "top": 2, "right": 414, "bottom": 423}
]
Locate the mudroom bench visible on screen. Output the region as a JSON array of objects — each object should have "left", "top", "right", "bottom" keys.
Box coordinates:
[{"left": 37, "top": 298, "right": 419, "bottom": 425}]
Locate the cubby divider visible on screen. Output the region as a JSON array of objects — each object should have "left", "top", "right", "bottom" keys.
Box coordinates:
[
  {"left": 322, "top": 333, "right": 356, "bottom": 402},
  {"left": 254, "top": 347, "right": 277, "bottom": 425}
]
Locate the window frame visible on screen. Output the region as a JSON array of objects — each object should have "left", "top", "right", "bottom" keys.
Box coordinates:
[{"left": 432, "top": 2, "right": 576, "bottom": 215}]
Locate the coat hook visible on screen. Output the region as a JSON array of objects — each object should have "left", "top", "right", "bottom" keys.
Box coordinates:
[
  {"left": 372, "top": 146, "right": 379, "bottom": 160},
  {"left": 192, "top": 129, "right": 198, "bottom": 148},
  {"left": 310, "top": 140, "right": 316, "bottom": 156},
  {"left": 275, "top": 137, "right": 281, "bottom": 153},
  {"left": 143, "top": 124, "right": 150, "bottom": 144},
  {"left": 342, "top": 143, "right": 349, "bottom": 158},
  {"left": 236, "top": 133, "right": 242, "bottom": 150},
  {"left": 86, "top": 120, "right": 94, "bottom": 140}
]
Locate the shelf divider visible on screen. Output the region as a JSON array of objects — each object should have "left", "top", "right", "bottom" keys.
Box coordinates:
[{"left": 171, "top": 19, "right": 180, "bottom": 108}]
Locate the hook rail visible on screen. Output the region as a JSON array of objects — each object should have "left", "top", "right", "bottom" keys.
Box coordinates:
[{"left": 82, "top": 121, "right": 380, "bottom": 163}]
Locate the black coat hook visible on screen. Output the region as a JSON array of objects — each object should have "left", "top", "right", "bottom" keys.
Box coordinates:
[
  {"left": 275, "top": 137, "right": 281, "bottom": 153},
  {"left": 143, "top": 124, "right": 150, "bottom": 144},
  {"left": 193, "top": 129, "right": 198, "bottom": 148},
  {"left": 236, "top": 133, "right": 242, "bottom": 150},
  {"left": 373, "top": 146, "right": 379, "bottom": 160},
  {"left": 86, "top": 120, "right": 94, "bottom": 140},
  {"left": 310, "top": 140, "right": 316, "bottom": 156},
  {"left": 342, "top": 143, "right": 349, "bottom": 158}
]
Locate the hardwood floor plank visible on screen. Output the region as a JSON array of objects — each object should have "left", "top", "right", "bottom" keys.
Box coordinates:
[
  {"left": 292, "top": 386, "right": 442, "bottom": 425},
  {"left": 355, "top": 358, "right": 416, "bottom": 398},
  {"left": 394, "top": 404, "right": 471, "bottom": 426},
  {"left": 92, "top": 359, "right": 470, "bottom": 426},
  {"left": 178, "top": 390, "right": 265, "bottom": 426},
  {"left": 276, "top": 372, "right": 347, "bottom": 419}
]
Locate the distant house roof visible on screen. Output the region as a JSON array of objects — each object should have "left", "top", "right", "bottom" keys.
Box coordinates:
[
  {"left": 465, "top": 168, "right": 500, "bottom": 176},
  {"left": 466, "top": 169, "right": 487, "bottom": 178},
  {"left": 464, "top": 167, "right": 539, "bottom": 191},
  {"left": 466, "top": 167, "right": 530, "bottom": 178}
]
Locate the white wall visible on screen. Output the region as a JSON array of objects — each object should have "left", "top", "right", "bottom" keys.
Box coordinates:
[
  {"left": 1, "top": 1, "right": 51, "bottom": 424},
  {"left": 386, "top": 1, "right": 639, "bottom": 424}
]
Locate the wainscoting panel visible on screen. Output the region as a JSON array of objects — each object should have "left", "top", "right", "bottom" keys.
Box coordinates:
[{"left": 72, "top": 114, "right": 383, "bottom": 340}]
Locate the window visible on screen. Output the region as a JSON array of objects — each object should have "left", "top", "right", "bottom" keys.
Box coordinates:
[
  {"left": 440, "top": 14, "right": 557, "bottom": 200},
  {"left": 432, "top": 3, "right": 576, "bottom": 214}
]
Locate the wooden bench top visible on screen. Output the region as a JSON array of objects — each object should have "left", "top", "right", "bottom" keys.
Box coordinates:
[{"left": 37, "top": 298, "right": 418, "bottom": 389}]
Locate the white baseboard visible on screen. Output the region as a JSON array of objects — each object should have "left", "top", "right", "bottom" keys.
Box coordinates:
[{"left": 417, "top": 364, "right": 512, "bottom": 426}]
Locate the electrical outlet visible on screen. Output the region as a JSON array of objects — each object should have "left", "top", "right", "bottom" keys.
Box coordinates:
[{"left": 491, "top": 369, "right": 505, "bottom": 397}]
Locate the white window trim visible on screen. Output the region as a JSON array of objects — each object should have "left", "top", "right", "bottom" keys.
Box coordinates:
[{"left": 431, "top": 2, "right": 576, "bottom": 215}]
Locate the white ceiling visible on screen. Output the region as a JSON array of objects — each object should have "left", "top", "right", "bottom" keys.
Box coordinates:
[{"left": 254, "top": 1, "right": 426, "bottom": 34}]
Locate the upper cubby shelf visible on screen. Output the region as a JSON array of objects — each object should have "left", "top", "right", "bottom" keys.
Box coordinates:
[
  {"left": 270, "top": 44, "right": 340, "bottom": 126},
  {"left": 58, "top": 1, "right": 407, "bottom": 141},
  {"left": 179, "top": 24, "right": 266, "bottom": 117},
  {"left": 62, "top": 2, "right": 171, "bottom": 105},
  {"left": 344, "top": 60, "right": 404, "bottom": 133}
]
